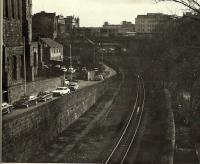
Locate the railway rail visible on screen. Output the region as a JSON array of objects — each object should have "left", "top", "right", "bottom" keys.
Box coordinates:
[{"left": 103, "top": 75, "right": 145, "bottom": 164}]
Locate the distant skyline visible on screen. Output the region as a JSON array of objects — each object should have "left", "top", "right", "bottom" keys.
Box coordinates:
[{"left": 32, "top": 0, "right": 187, "bottom": 27}]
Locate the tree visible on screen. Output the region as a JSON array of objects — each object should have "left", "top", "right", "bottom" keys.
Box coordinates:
[{"left": 155, "top": 0, "right": 200, "bottom": 14}]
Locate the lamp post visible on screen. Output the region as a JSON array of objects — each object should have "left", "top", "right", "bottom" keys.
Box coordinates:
[
  {"left": 63, "top": 69, "right": 67, "bottom": 86},
  {"left": 101, "top": 53, "right": 104, "bottom": 64},
  {"left": 69, "top": 43, "right": 73, "bottom": 81},
  {"left": 23, "top": 37, "right": 27, "bottom": 95}
]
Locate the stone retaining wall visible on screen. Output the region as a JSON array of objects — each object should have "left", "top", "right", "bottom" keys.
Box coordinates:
[
  {"left": 8, "top": 76, "right": 62, "bottom": 103},
  {"left": 2, "top": 75, "right": 117, "bottom": 162}
]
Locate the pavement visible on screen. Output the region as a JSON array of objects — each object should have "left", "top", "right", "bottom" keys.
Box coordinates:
[{"left": 2, "top": 64, "right": 116, "bottom": 121}]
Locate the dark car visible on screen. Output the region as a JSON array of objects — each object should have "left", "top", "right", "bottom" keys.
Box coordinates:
[
  {"left": 37, "top": 91, "right": 53, "bottom": 102},
  {"left": 1, "top": 102, "right": 13, "bottom": 115},
  {"left": 95, "top": 74, "right": 104, "bottom": 81},
  {"left": 14, "top": 95, "right": 38, "bottom": 108},
  {"left": 68, "top": 82, "right": 79, "bottom": 91}
]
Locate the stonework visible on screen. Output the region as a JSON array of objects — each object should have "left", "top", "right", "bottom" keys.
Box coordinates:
[
  {"left": 32, "top": 11, "right": 58, "bottom": 40},
  {"left": 2, "top": 76, "right": 115, "bottom": 162},
  {"left": 3, "top": 0, "right": 37, "bottom": 103}
]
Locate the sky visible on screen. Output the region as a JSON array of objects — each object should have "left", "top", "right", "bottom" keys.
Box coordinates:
[{"left": 32, "top": 0, "right": 187, "bottom": 27}]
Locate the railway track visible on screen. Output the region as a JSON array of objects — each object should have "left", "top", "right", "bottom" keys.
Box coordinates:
[{"left": 103, "top": 75, "right": 146, "bottom": 164}]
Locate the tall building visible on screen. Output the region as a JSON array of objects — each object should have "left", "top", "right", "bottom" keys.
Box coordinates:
[
  {"left": 2, "top": 0, "right": 34, "bottom": 103},
  {"left": 57, "top": 15, "right": 66, "bottom": 35},
  {"left": 135, "top": 13, "right": 173, "bottom": 34},
  {"left": 65, "top": 16, "right": 80, "bottom": 32},
  {"left": 32, "top": 11, "right": 58, "bottom": 40}
]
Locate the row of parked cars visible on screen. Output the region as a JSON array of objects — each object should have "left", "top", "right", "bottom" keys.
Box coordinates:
[{"left": 2, "top": 82, "right": 79, "bottom": 116}]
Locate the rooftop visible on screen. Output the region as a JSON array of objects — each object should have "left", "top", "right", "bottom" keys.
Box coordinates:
[{"left": 40, "top": 38, "right": 63, "bottom": 48}]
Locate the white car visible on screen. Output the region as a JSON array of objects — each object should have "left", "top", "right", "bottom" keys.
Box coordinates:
[
  {"left": 52, "top": 87, "right": 70, "bottom": 96},
  {"left": 60, "top": 67, "right": 67, "bottom": 72},
  {"left": 2, "top": 102, "right": 13, "bottom": 115},
  {"left": 65, "top": 79, "right": 70, "bottom": 85}
]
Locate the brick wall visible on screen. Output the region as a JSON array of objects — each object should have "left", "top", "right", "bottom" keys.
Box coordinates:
[{"left": 2, "top": 75, "right": 116, "bottom": 162}]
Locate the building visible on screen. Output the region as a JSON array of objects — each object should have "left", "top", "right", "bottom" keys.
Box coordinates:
[
  {"left": 2, "top": 0, "right": 35, "bottom": 103},
  {"left": 65, "top": 16, "right": 80, "bottom": 32},
  {"left": 31, "top": 42, "right": 39, "bottom": 76},
  {"left": 32, "top": 11, "right": 58, "bottom": 40},
  {"left": 135, "top": 13, "right": 173, "bottom": 34},
  {"left": 57, "top": 15, "right": 66, "bottom": 35},
  {"left": 102, "top": 21, "right": 135, "bottom": 36},
  {"left": 40, "top": 38, "right": 63, "bottom": 65},
  {"left": 76, "top": 27, "right": 102, "bottom": 37}
]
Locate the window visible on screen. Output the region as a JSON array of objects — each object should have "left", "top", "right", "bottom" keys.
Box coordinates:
[
  {"left": 4, "top": 0, "right": 9, "bottom": 18},
  {"left": 3, "top": 46, "right": 7, "bottom": 71},
  {"left": 13, "top": 56, "right": 17, "bottom": 80},
  {"left": 11, "top": 0, "right": 15, "bottom": 19},
  {"left": 34, "top": 52, "right": 37, "bottom": 67},
  {"left": 17, "top": 0, "right": 21, "bottom": 19}
]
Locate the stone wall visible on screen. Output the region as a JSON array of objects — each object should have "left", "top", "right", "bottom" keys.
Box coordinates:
[
  {"left": 2, "top": 75, "right": 116, "bottom": 162},
  {"left": 8, "top": 76, "right": 63, "bottom": 103},
  {"left": 3, "top": 19, "right": 23, "bottom": 47}
]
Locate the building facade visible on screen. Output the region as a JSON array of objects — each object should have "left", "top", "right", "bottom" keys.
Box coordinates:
[
  {"left": 2, "top": 0, "right": 34, "bottom": 103},
  {"left": 65, "top": 16, "right": 80, "bottom": 32},
  {"left": 40, "top": 38, "right": 63, "bottom": 65},
  {"left": 32, "top": 11, "right": 58, "bottom": 40},
  {"left": 102, "top": 21, "right": 135, "bottom": 36},
  {"left": 135, "top": 13, "right": 173, "bottom": 34},
  {"left": 57, "top": 15, "right": 66, "bottom": 35}
]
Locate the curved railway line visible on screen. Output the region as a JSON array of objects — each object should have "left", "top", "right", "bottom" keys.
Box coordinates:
[{"left": 104, "top": 75, "right": 145, "bottom": 164}]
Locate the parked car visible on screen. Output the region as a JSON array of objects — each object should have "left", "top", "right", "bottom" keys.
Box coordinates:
[
  {"left": 54, "top": 65, "right": 61, "bottom": 69},
  {"left": 68, "top": 82, "right": 79, "bottom": 91},
  {"left": 65, "top": 79, "right": 70, "bottom": 85},
  {"left": 60, "top": 66, "right": 67, "bottom": 72},
  {"left": 95, "top": 74, "right": 104, "bottom": 81},
  {"left": 52, "top": 87, "right": 70, "bottom": 96},
  {"left": 14, "top": 95, "right": 38, "bottom": 108},
  {"left": 68, "top": 66, "right": 76, "bottom": 73},
  {"left": 94, "top": 67, "right": 98, "bottom": 71},
  {"left": 37, "top": 91, "right": 53, "bottom": 102},
  {"left": 82, "top": 67, "right": 87, "bottom": 72},
  {"left": 1, "top": 102, "right": 13, "bottom": 115},
  {"left": 43, "top": 64, "right": 49, "bottom": 69}
]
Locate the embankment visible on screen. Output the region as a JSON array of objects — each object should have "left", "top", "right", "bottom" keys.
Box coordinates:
[{"left": 2, "top": 74, "right": 117, "bottom": 162}]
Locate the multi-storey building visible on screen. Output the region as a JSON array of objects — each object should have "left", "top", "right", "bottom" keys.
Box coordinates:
[
  {"left": 2, "top": 0, "right": 36, "bottom": 103},
  {"left": 57, "top": 15, "right": 66, "bottom": 35},
  {"left": 135, "top": 13, "right": 173, "bottom": 34},
  {"left": 65, "top": 16, "right": 80, "bottom": 32},
  {"left": 32, "top": 11, "right": 58, "bottom": 40}
]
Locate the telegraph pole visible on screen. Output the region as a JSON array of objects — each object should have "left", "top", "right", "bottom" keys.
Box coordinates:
[
  {"left": 24, "top": 37, "right": 27, "bottom": 95},
  {"left": 69, "top": 44, "right": 72, "bottom": 81},
  {"left": 0, "top": 0, "right": 3, "bottom": 160}
]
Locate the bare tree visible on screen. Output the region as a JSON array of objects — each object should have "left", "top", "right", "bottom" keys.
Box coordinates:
[{"left": 155, "top": 0, "right": 200, "bottom": 14}]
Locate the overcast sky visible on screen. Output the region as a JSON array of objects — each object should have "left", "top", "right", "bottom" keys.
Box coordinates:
[{"left": 32, "top": 0, "right": 187, "bottom": 27}]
